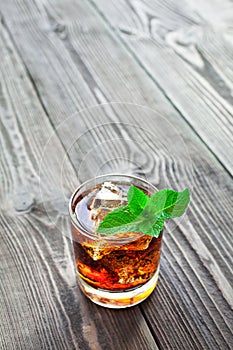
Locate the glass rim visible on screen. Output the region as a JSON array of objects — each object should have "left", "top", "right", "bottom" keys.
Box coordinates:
[{"left": 69, "top": 173, "right": 158, "bottom": 243}]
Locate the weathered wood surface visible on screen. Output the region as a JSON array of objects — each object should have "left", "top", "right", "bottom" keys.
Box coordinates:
[
  {"left": 90, "top": 0, "right": 233, "bottom": 175},
  {"left": 0, "top": 0, "right": 232, "bottom": 349},
  {"left": 0, "top": 10, "right": 158, "bottom": 350}
]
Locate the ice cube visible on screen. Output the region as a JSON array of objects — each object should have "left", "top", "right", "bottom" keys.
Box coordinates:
[
  {"left": 83, "top": 239, "right": 117, "bottom": 260},
  {"left": 118, "top": 235, "right": 152, "bottom": 250},
  {"left": 88, "top": 182, "right": 127, "bottom": 228},
  {"left": 89, "top": 182, "right": 126, "bottom": 209}
]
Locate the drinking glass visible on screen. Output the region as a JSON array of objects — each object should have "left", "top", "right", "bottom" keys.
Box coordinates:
[{"left": 69, "top": 174, "right": 163, "bottom": 308}]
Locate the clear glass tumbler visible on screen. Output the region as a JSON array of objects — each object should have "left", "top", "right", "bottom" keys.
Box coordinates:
[{"left": 69, "top": 174, "right": 163, "bottom": 308}]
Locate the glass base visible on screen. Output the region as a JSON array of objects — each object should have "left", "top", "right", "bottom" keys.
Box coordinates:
[{"left": 78, "top": 265, "right": 160, "bottom": 308}]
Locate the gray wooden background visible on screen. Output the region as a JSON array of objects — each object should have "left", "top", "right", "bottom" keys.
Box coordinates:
[{"left": 0, "top": 0, "right": 233, "bottom": 349}]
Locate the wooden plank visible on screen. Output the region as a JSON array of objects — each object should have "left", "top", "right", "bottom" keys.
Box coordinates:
[
  {"left": 0, "top": 19, "right": 158, "bottom": 350},
  {"left": 0, "top": 0, "right": 233, "bottom": 349},
  {"left": 0, "top": 18, "right": 80, "bottom": 350},
  {"left": 89, "top": 0, "right": 233, "bottom": 175}
]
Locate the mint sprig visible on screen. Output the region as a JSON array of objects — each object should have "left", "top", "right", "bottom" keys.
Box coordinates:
[{"left": 96, "top": 185, "right": 190, "bottom": 237}]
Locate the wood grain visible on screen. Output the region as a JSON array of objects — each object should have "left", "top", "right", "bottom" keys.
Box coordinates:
[
  {"left": 90, "top": 0, "right": 233, "bottom": 175},
  {"left": 0, "top": 0, "right": 232, "bottom": 349},
  {"left": 0, "top": 15, "right": 158, "bottom": 350}
]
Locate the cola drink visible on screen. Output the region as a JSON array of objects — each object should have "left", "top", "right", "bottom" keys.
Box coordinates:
[{"left": 69, "top": 176, "right": 163, "bottom": 308}]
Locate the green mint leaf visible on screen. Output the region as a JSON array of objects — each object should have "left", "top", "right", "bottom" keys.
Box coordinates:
[
  {"left": 96, "top": 186, "right": 190, "bottom": 237},
  {"left": 96, "top": 206, "right": 142, "bottom": 235},
  {"left": 141, "top": 189, "right": 168, "bottom": 219},
  {"left": 127, "top": 185, "right": 148, "bottom": 216},
  {"left": 141, "top": 188, "right": 190, "bottom": 220},
  {"left": 138, "top": 217, "right": 164, "bottom": 237},
  {"left": 162, "top": 188, "right": 190, "bottom": 218},
  {"left": 151, "top": 217, "right": 165, "bottom": 237}
]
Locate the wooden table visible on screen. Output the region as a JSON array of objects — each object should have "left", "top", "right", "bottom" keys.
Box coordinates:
[{"left": 0, "top": 1, "right": 232, "bottom": 349}]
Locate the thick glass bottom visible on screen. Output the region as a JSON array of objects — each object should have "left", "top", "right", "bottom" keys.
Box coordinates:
[{"left": 78, "top": 264, "right": 160, "bottom": 308}]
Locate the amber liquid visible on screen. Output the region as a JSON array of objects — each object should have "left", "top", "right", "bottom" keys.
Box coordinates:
[
  {"left": 71, "top": 182, "right": 163, "bottom": 293},
  {"left": 73, "top": 234, "right": 162, "bottom": 291}
]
